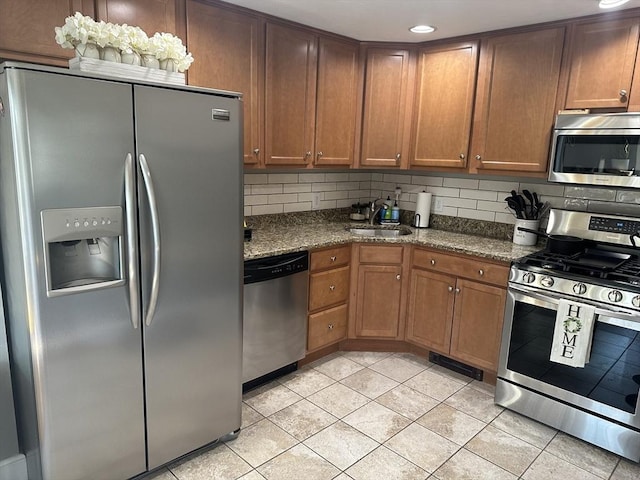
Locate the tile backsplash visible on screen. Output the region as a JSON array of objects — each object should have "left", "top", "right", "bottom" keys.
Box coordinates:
[{"left": 244, "top": 171, "right": 640, "bottom": 224}]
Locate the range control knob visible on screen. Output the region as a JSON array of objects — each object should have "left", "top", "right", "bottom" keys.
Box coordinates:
[
  {"left": 572, "top": 283, "right": 587, "bottom": 295},
  {"left": 522, "top": 273, "right": 536, "bottom": 284},
  {"left": 540, "top": 276, "right": 554, "bottom": 288},
  {"left": 632, "top": 295, "right": 640, "bottom": 308},
  {"left": 608, "top": 290, "right": 623, "bottom": 303}
]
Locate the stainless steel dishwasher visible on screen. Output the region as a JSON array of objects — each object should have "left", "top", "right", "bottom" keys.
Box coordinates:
[{"left": 243, "top": 251, "right": 309, "bottom": 390}]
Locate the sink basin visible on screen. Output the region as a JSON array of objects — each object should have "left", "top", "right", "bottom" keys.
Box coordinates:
[{"left": 346, "top": 225, "right": 412, "bottom": 237}]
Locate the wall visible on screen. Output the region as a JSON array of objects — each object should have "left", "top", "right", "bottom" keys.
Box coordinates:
[{"left": 245, "top": 171, "right": 640, "bottom": 223}]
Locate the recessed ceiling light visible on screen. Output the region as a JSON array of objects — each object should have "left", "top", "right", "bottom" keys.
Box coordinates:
[
  {"left": 599, "top": 0, "right": 630, "bottom": 8},
  {"left": 410, "top": 25, "right": 436, "bottom": 34}
]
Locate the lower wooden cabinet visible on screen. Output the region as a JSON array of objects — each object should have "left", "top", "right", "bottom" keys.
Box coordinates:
[
  {"left": 349, "top": 244, "right": 408, "bottom": 339},
  {"left": 406, "top": 246, "right": 508, "bottom": 371},
  {"left": 307, "top": 245, "right": 350, "bottom": 351}
]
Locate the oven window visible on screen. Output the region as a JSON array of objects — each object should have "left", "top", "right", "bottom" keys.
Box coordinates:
[
  {"left": 507, "top": 302, "right": 640, "bottom": 414},
  {"left": 554, "top": 135, "right": 640, "bottom": 175}
]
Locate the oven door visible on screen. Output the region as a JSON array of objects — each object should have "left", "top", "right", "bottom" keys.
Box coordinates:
[{"left": 498, "top": 284, "right": 640, "bottom": 428}]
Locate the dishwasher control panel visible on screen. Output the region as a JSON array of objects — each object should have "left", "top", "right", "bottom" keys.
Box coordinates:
[{"left": 244, "top": 251, "right": 309, "bottom": 284}]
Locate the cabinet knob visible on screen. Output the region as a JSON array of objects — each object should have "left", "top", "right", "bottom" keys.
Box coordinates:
[
  {"left": 475, "top": 154, "right": 482, "bottom": 161},
  {"left": 328, "top": 323, "right": 334, "bottom": 330},
  {"left": 620, "top": 89, "right": 628, "bottom": 98},
  {"left": 478, "top": 269, "right": 484, "bottom": 276},
  {"left": 395, "top": 153, "right": 401, "bottom": 160},
  {"left": 430, "top": 259, "right": 436, "bottom": 266},
  {"left": 396, "top": 274, "right": 401, "bottom": 280},
  {"left": 330, "top": 256, "right": 337, "bottom": 262},
  {"left": 329, "top": 285, "right": 335, "bottom": 291},
  {"left": 253, "top": 148, "right": 260, "bottom": 155},
  {"left": 459, "top": 153, "right": 465, "bottom": 160},
  {"left": 448, "top": 285, "right": 454, "bottom": 292},
  {"left": 304, "top": 151, "right": 312, "bottom": 162},
  {"left": 455, "top": 287, "right": 461, "bottom": 294},
  {"left": 317, "top": 151, "right": 323, "bottom": 158}
]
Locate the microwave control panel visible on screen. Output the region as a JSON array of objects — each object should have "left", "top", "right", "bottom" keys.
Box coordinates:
[{"left": 589, "top": 216, "right": 640, "bottom": 235}]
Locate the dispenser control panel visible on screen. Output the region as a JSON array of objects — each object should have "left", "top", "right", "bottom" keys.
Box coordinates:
[{"left": 41, "top": 206, "right": 123, "bottom": 242}]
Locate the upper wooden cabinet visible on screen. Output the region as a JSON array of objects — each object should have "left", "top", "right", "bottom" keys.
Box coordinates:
[
  {"left": 95, "top": 0, "right": 179, "bottom": 36},
  {"left": 359, "top": 47, "right": 415, "bottom": 168},
  {"left": 410, "top": 41, "right": 478, "bottom": 170},
  {"left": 265, "top": 23, "right": 358, "bottom": 167},
  {"left": 563, "top": 18, "right": 639, "bottom": 110},
  {"left": 0, "top": 0, "right": 94, "bottom": 65},
  {"left": 186, "top": 1, "right": 263, "bottom": 166},
  {"left": 469, "top": 27, "right": 565, "bottom": 175}
]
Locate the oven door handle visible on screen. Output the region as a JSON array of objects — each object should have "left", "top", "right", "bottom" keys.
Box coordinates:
[{"left": 508, "top": 284, "right": 640, "bottom": 331}]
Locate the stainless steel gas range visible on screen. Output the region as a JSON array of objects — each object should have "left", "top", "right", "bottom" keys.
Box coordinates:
[{"left": 496, "top": 209, "right": 640, "bottom": 462}]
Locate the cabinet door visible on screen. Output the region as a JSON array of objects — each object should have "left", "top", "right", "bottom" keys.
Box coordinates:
[
  {"left": 354, "top": 264, "right": 403, "bottom": 338},
  {"left": 265, "top": 23, "right": 317, "bottom": 166},
  {"left": 406, "top": 268, "right": 455, "bottom": 353},
  {"left": 360, "top": 47, "right": 413, "bottom": 168},
  {"left": 565, "top": 19, "right": 639, "bottom": 109},
  {"left": 186, "top": 1, "right": 263, "bottom": 166},
  {"left": 314, "top": 37, "right": 359, "bottom": 166},
  {"left": 0, "top": 0, "right": 94, "bottom": 65},
  {"left": 470, "top": 27, "right": 564, "bottom": 174},
  {"left": 450, "top": 279, "right": 506, "bottom": 371},
  {"left": 411, "top": 42, "right": 478, "bottom": 169},
  {"left": 96, "top": 0, "right": 178, "bottom": 36}
]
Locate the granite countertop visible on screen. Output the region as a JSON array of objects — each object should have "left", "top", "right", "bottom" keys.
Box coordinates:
[{"left": 244, "top": 219, "right": 540, "bottom": 263}]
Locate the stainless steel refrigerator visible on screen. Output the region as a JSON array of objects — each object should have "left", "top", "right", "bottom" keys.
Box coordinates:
[{"left": 0, "top": 62, "right": 243, "bottom": 480}]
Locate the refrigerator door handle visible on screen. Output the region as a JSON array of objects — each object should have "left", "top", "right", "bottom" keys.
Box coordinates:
[
  {"left": 124, "top": 153, "right": 141, "bottom": 329},
  {"left": 139, "top": 153, "right": 161, "bottom": 327}
]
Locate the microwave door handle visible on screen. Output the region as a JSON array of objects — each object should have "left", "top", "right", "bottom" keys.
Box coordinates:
[
  {"left": 124, "top": 153, "right": 140, "bottom": 329},
  {"left": 139, "top": 153, "right": 161, "bottom": 327}
]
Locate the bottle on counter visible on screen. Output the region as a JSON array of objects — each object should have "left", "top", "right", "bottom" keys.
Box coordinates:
[{"left": 391, "top": 201, "right": 400, "bottom": 222}]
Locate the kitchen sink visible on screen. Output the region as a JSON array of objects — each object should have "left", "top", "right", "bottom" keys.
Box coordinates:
[{"left": 346, "top": 225, "right": 412, "bottom": 237}]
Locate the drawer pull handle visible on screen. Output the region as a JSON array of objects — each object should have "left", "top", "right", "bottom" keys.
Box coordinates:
[
  {"left": 430, "top": 259, "right": 436, "bottom": 265},
  {"left": 329, "top": 285, "right": 335, "bottom": 291},
  {"left": 330, "top": 256, "right": 337, "bottom": 262},
  {"left": 396, "top": 274, "right": 401, "bottom": 280},
  {"left": 478, "top": 269, "right": 484, "bottom": 276},
  {"left": 328, "top": 323, "right": 334, "bottom": 330},
  {"left": 448, "top": 286, "right": 454, "bottom": 292}
]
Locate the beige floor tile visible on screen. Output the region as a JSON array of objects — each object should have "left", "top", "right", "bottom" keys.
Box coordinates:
[
  {"left": 433, "top": 448, "right": 517, "bottom": 480},
  {"left": 384, "top": 422, "right": 459, "bottom": 473},
  {"left": 346, "top": 445, "right": 428, "bottom": 480},
  {"left": 303, "top": 421, "right": 379, "bottom": 470},
  {"left": 226, "top": 419, "right": 297, "bottom": 468},
  {"left": 238, "top": 471, "right": 265, "bottom": 480},
  {"left": 368, "top": 355, "right": 427, "bottom": 382},
  {"left": 333, "top": 474, "right": 355, "bottom": 480},
  {"left": 341, "top": 351, "right": 393, "bottom": 366},
  {"left": 467, "top": 379, "right": 496, "bottom": 396},
  {"left": 404, "top": 369, "right": 465, "bottom": 401},
  {"left": 544, "top": 433, "right": 619, "bottom": 479},
  {"left": 277, "top": 367, "right": 335, "bottom": 397},
  {"left": 169, "top": 443, "right": 252, "bottom": 480},
  {"left": 522, "top": 451, "right": 602, "bottom": 480},
  {"left": 416, "top": 403, "right": 486, "bottom": 446},
  {"left": 343, "top": 401, "right": 411, "bottom": 443},
  {"left": 306, "top": 351, "right": 342, "bottom": 368},
  {"left": 243, "top": 384, "right": 302, "bottom": 417},
  {"left": 376, "top": 384, "right": 439, "bottom": 421},
  {"left": 392, "top": 352, "right": 431, "bottom": 368},
  {"left": 307, "top": 382, "right": 370, "bottom": 418},
  {"left": 257, "top": 444, "right": 340, "bottom": 480},
  {"left": 340, "top": 368, "right": 399, "bottom": 399},
  {"left": 443, "top": 385, "right": 503, "bottom": 423},
  {"left": 241, "top": 403, "right": 264, "bottom": 429},
  {"left": 268, "top": 399, "right": 337, "bottom": 441},
  {"left": 490, "top": 409, "right": 556, "bottom": 449},
  {"left": 146, "top": 468, "right": 176, "bottom": 480},
  {"left": 428, "top": 364, "right": 474, "bottom": 385},
  {"left": 465, "top": 424, "right": 541, "bottom": 476},
  {"left": 313, "top": 356, "right": 365, "bottom": 380},
  {"left": 611, "top": 458, "right": 640, "bottom": 479}
]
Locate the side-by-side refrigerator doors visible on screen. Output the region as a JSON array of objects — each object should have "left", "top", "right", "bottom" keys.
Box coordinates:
[
  {"left": 0, "top": 69, "right": 146, "bottom": 480},
  {"left": 133, "top": 85, "right": 243, "bottom": 469}
]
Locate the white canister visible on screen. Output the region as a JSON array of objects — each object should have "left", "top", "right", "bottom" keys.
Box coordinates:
[{"left": 513, "top": 219, "right": 540, "bottom": 246}]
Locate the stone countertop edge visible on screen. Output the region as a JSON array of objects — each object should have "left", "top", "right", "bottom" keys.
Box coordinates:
[{"left": 243, "top": 221, "right": 540, "bottom": 263}]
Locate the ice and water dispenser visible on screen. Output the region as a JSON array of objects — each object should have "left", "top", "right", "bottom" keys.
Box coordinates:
[{"left": 41, "top": 207, "right": 125, "bottom": 296}]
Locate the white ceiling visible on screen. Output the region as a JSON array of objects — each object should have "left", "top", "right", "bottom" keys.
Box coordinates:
[{"left": 219, "top": 0, "right": 640, "bottom": 42}]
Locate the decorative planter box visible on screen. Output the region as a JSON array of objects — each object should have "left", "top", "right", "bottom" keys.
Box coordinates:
[{"left": 69, "top": 57, "right": 185, "bottom": 85}]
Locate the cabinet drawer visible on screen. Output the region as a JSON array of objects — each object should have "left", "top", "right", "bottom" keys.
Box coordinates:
[
  {"left": 309, "top": 266, "right": 350, "bottom": 311},
  {"left": 308, "top": 304, "right": 348, "bottom": 351},
  {"left": 358, "top": 244, "right": 404, "bottom": 264},
  {"left": 310, "top": 245, "right": 351, "bottom": 271},
  {"left": 413, "top": 248, "right": 509, "bottom": 286}
]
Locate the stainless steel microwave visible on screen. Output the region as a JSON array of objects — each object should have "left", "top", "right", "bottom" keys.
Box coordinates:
[{"left": 548, "top": 113, "right": 640, "bottom": 188}]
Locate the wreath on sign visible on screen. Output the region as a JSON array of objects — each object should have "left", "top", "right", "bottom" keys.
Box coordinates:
[{"left": 563, "top": 317, "right": 583, "bottom": 334}]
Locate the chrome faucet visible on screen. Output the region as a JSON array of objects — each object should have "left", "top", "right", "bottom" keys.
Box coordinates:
[{"left": 369, "top": 198, "right": 384, "bottom": 225}]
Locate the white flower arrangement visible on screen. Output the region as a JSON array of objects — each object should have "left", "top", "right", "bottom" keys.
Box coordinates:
[{"left": 55, "top": 12, "right": 194, "bottom": 72}]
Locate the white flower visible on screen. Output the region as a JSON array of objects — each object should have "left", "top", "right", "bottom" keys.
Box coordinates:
[
  {"left": 144, "top": 32, "right": 194, "bottom": 71},
  {"left": 119, "top": 25, "right": 149, "bottom": 54}
]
